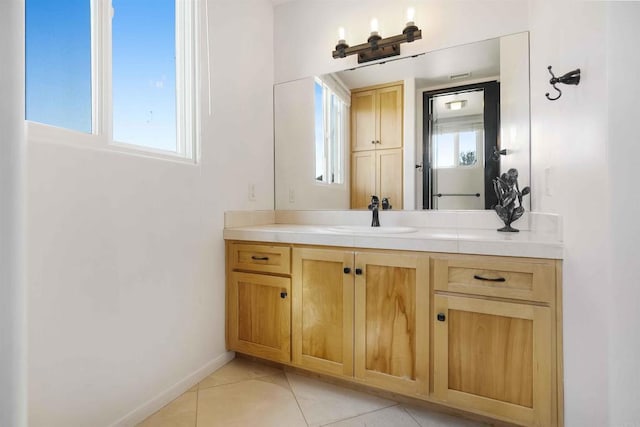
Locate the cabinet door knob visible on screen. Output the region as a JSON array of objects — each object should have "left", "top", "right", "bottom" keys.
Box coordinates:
[
  {"left": 355, "top": 268, "right": 363, "bottom": 275},
  {"left": 371, "top": 140, "right": 376, "bottom": 144},
  {"left": 437, "top": 313, "right": 446, "bottom": 322},
  {"left": 376, "top": 140, "right": 380, "bottom": 144},
  {"left": 343, "top": 267, "right": 351, "bottom": 274},
  {"left": 280, "top": 291, "right": 288, "bottom": 299}
]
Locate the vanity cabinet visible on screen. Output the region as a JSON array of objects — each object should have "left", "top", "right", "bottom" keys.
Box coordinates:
[
  {"left": 227, "top": 243, "right": 291, "bottom": 363},
  {"left": 225, "top": 241, "right": 562, "bottom": 426},
  {"left": 291, "top": 247, "right": 429, "bottom": 395},
  {"left": 354, "top": 251, "right": 429, "bottom": 396},
  {"left": 431, "top": 255, "right": 558, "bottom": 427},
  {"left": 350, "top": 82, "right": 403, "bottom": 209}
]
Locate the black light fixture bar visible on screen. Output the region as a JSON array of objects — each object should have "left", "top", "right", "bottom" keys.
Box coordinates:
[{"left": 333, "top": 29, "right": 422, "bottom": 64}]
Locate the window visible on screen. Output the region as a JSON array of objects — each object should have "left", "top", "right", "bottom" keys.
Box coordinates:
[
  {"left": 26, "top": 0, "right": 92, "bottom": 133},
  {"left": 25, "top": 0, "right": 198, "bottom": 159},
  {"left": 314, "top": 77, "right": 347, "bottom": 184}
]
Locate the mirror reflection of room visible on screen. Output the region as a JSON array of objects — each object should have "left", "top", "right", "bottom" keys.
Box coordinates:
[
  {"left": 274, "top": 32, "right": 530, "bottom": 211},
  {"left": 430, "top": 89, "right": 486, "bottom": 210}
]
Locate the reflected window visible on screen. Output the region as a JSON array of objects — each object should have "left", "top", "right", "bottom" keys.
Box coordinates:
[
  {"left": 458, "top": 131, "right": 478, "bottom": 166},
  {"left": 433, "top": 125, "right": 482, "bottom": 169},
  {"left": 314, "top": 78, "right": 346, "bottom": 184}
]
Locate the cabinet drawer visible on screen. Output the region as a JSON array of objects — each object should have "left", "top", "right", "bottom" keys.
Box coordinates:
[
  {"left": 230, "top": 243, "right": 291, "bottom": 275},
  {"left": 433, "top": 256, "right": 555, "bottom": 303}
]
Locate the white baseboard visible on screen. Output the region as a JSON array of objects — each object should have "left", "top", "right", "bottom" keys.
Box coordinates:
[{"left": 110, "top": 351, "right": 235, "bottom": 427}]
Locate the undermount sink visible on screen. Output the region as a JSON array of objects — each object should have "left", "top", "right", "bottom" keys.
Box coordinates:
[{"left": 327, "top": 225, "right": 418, "bottom": 234}]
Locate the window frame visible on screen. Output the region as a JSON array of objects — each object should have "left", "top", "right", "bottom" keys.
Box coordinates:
[{"left": 26, "top": 0, "right": 200, "bottom": 163}]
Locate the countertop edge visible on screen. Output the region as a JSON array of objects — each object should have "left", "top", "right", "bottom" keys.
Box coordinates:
[{"left": 223, "top": 225, "right": 563, "bottom": 260}]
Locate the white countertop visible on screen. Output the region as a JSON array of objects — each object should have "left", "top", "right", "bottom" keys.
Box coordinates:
[{"left": 223, "top": 213, "right": 563, "bottom": 259}]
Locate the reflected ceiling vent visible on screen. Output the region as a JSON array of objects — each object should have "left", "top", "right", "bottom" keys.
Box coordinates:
[{"left": 449, "top": 72, "right": 471, "bottom": 80}]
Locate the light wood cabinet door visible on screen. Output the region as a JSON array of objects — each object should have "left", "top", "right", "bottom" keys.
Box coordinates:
[
  {"left": 351, "top": 149, "right": 403, "bottom": 209},
  {"left": 292, "top": 248, "right": 354, "bottom": 376},
  {"left": 351, "top": 151, "right": 376, "bottom": 209},
  {"left": 351, "top": 90, "right": 377, "bottom": 152},
  {"left": 377, "top": 148, "right": 403, "bottom": 209},
  {"left": 377, "top": 85, "right": 403, "bottom": 149},
  {"left": 433, "top": 294, "right": 552, "bottom": 427},
  {"left": 354, "top": 252, "right": 429, "bottom": 396},
  {"left": 228, "top": 272, "right": 291, "bottom": 363}
]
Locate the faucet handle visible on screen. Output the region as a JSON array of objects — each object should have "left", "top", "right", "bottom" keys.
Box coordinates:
[
  {"left": 367, "top": 195, "right": 380, "bottom": 210},
  {"left": 381, "top": 197, "right": 392, "bottom": 210},
  {"left": 368, "top": 195, "right": 379, "bottom": 210}
]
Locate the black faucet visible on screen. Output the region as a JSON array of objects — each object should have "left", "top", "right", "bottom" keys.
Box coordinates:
[{"left": 368, "top": 195, "right": 380, "bottom": 227}]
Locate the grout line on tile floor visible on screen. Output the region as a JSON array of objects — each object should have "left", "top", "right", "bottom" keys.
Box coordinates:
[
  {"left": 317, "top": 403, "right": 402, "bottom": 427},
  {"left": 284, "top": 371, "right": 311, "bottom": 427},
  {"left": 197, "top": 370, "right": 285, "bottom": 392},
  {"left": 403, "top": 405, "right": 423, "bottom": 427}
]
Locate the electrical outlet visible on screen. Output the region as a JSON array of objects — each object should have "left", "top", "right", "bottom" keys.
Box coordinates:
[
  {"left": 289, "top": 189, "right": 295, "bottom": 203},
  {"left": 248, "top": 184, "right": 256, "bottom": 201}
]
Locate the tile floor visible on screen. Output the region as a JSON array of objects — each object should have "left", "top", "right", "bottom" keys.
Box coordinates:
[{"left": 138, "top": 357, "right": 488, "bottom": 427}]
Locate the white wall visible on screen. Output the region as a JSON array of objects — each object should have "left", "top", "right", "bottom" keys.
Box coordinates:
[
  {"left": 274, "top": 77, "right": 350, "bottom": 209},
  {"left": 274, "top": 0, "right": 529, "bottom": 83},
  {"left": 529, "top": 2, "right": 611, "bottom": 425},
  {"left": 26, "top": 0, "right": 274, "bottom": 425},
  {"left": 606, "top": 4, "right": 640, "bottom": 427},
  {"left": 0, "top": 1, "right": 27, "bottom": 426}
]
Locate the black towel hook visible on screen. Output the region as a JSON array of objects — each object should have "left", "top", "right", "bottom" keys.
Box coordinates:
[{"left": 545, "top": 66, "right": 581, "bottom": 101}]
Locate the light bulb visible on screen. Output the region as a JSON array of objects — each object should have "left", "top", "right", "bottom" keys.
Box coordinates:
[
  {"left": 406, "top": 7, "right": 415, "bottom": 24},
  {"left": 338, "top": 27, "right": 345, "bottom": 42},
  {"left": 370, "top": 18, "right": 379, "bottom": 34}
]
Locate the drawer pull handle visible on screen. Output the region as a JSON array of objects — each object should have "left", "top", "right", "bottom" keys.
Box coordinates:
[
  {"left": 280, "top": 292, "right": 288, "bottom": 299},
  {"left": 355, "top": 268, "right": 363, "bottom": 275},
  {"left": 251, "top": 256, "right": 269, "bottom": 261},
  {"left": 343, "top": 267, "right": 351, "bottom": 274},
  {"left": 473, "top": 274, "right": 506, "bottom": 282}
]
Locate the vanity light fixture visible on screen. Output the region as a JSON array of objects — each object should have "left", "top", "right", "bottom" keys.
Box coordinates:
[
  {"left": 333, "top": 8, "right": 422, "bottom": 64},
  {"left": 445, "top": 100, "right": 467, "bottom": 110}
]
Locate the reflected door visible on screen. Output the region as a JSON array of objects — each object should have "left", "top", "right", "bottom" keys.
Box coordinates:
[{"left": 423, "top": 82, "right": 500, "bottom": 210}]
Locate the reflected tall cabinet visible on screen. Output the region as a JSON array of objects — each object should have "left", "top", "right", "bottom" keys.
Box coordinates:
[{"left": 350, "top": 82, "right": 403, "bottom": 209}]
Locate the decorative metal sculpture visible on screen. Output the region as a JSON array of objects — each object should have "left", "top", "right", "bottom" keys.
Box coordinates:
[{"left": 493, "top": 168, "right": 530, "bottom": 232}]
